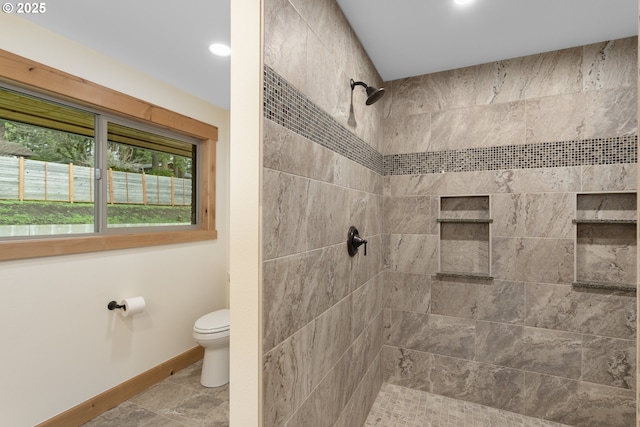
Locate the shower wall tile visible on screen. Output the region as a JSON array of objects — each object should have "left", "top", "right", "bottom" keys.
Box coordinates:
[
  {"left": 383, "top": 271, "right": 431, "bottom": 313},
  {"left": 440, "top": 222, "right": 490, "bottom": 274},
  {"left": 525, "top": 93, "right": 586, "bottom": 144},
  {"left": 263, "top": 0, "right": 308, "bottom": 92},
  {"left": 382, "top": 113, "right": 431, "bottom": 155},
  {"left": 386, "top": 234, "right": 439, "bottom": 275},
  {"left": 383, "top": 195, "right": 437, "bottom": 235},
  {"left": 576, "top": 223, "right": 637, "bottom": 285},
  {"left": 582, "top": 335, "right": 636, "bottom": 390},
  {"left": 306, "top": 180, "right": 350, "bottom": 250},
  {"left": 263, "top": 323, "right": 314, "bottom": 427},
  {"left": 476, "top": 280, "right": 525, "bottom": 324},
  {"left": 309, "top": 295, "right": 353, "bottom": 390},
  {"left": 518, "top": 47, "right": 584, "bottom": 99},
  {"left": 431, "top": 354, "right": 525, "bottom": 414},
  {"left": 505, "top": 167, "right": 581, "bottom": 194},
  {"left": 387, "top": 65, "right": 478, "bottom": 118},
  {"left": 585, "top": 88, "right": 638, "bottom": 138},
  {"left": 430, "top": 279, "right": 480, "bottom": 320},
  {"left": 491, "top": 193, "right": 526, "bottom": 237},
  {"left": 525, "top": 282, "right": 637, "bottom": 340},
  {"left": 263, "top": 119, "right": 336, "bottom": 183},
  {"left": 350, "top": 234, "right": 383, "bottom": 292},
  {"left": 351, "top": 274, "right": 384, "bottom": 342},
  {"left": 430, "top": 101, "right": 526, "bottom": 150},
  {"left": 475, "top": 322, "right": 582, "bottom": 379},
  {"left": 581, "top": 163, "right": 638, "bottom": 192},
  {"left": 522, "top": 193, "right": 574, "bottom": 239},
  {"left": 334, "top": 353, "right": 383, "bottom": 427},
  {"left": 583, "top": 38, "right": 638, "bottom": 92},
  {"left": 492, "top": 238, "right": 574, "bottom": 284},
  {"left": 383, "top": 346, "right": 434, "bottom": 392},
  {"left": 263, "top": 169, "right": 309, "bottom": 260},
  {"left": 524, "top": 372, "right": 636, "bottom": 427},
  {"left": 384, "top": 309, "right": 475, "bottom": 360}
]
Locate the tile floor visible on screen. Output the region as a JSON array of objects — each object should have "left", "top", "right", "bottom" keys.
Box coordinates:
[
  {"left": 82, "top": 364, "right": 569, "bottom": 427},
  {"left": 81, "top": 361, "right": 228, "bottom": 427},
  {"left": 364, "top": 383, "right": 571, "bottom": 427}
]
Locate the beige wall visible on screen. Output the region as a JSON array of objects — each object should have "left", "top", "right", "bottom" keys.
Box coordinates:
[{"left": 0, "top": 15, "right": 230, "bottom": 426}]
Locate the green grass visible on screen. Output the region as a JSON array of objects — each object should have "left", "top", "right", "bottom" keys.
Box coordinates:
[{"left": 0, "top": 200, "right": 192, "bottom": 225}]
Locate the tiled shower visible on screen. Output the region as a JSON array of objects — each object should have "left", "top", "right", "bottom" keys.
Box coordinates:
[{"left": 262, "top": 0, "right": 638, "bottom": 426}]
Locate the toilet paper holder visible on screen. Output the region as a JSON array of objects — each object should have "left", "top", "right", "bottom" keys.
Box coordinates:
[{"left": 107, "top": 300, "right": 125, "bottom": 311}]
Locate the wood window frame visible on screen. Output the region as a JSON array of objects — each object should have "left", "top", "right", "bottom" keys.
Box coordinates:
[{"left": 0, "top": 49, "right": 217, "bottom": 261}]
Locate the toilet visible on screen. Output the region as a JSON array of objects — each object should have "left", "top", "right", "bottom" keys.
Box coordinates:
[{"left": 193, "top": 308, "right": 230, "bottom": 387}]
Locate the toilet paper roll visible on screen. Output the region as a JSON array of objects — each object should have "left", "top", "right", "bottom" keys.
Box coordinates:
[{"left": 120, "top": 296, "right": 146, "bottom": 317}]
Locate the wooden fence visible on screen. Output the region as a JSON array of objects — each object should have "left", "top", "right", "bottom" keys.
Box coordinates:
[{"left": 0, "top": 156, "right": 192, "bottom": 206}]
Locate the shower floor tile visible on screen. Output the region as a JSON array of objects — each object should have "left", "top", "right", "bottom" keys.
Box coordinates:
[{"left": 364, "top": 383, "right": 570, "bottom": 427}]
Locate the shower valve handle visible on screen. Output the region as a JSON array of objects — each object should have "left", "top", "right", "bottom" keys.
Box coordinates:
[{"left": 347, "top": 226, "right": 367, "bottom": 257}]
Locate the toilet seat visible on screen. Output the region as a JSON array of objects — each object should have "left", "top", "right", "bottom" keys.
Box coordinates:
[{"left": 194, "top": 309, "right": 230, "bottom": 334}]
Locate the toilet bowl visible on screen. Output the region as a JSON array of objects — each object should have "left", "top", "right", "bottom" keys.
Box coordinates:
[{"left": 193, "top": 308, "right": 230, "bottom": 387}]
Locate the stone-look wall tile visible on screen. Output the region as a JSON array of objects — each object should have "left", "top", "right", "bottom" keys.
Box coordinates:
[
  {"left": 585, "top": 88, "right": 638, "bottom": 138},
  {"left": 264, "top": 0, "right": 307, "bottom": 92},
  {"left": 525, "top": 93, "right": 586, "bottom": 143},
  {"left": 384, "top": 195, "right": 437, "bottom": 235},
  {"left": 576, "top": 223, "right": 637, "bottom": 285},
  {"left": 350, "top": 234, "right": 383, "bottom": 292},
  {"left": 263, "top": 324, "right": 313, "bottom": 427},
  {"left": 524, "top": 372, "right": 636, "bottom": 427},
  {"left": 263, "top": 249, "right": 336, "bottom": 352},
  {"left": 476, "top": 280, "right": 525, "bottom": 324},
  {"left": 388, "top": 171, "right": 497, "bottom": 197},
  {"left": 382, "top": 114, "right": 431, "bottom": 155},
  {"left": 334, "top": 354, "right": 383, "bottom": 427},
  {"left": 476, "top": 323, "right": 582, "bottom": 379},
  {"left": 383, "top": 346, "right": 434, "bottom": 392},
  {"left": 309, "top": 296, "right": 352, "bottom": 391},
  {"left": 492, "top": 193, "right": 525, "bottom": 238},
  {"left": 383, "top": 271, "right": 431, "bottom": 313},
  {"left": 492, "top": 238, "right": 574, "bottom": 284},
  {"left": 440, "top": 195, "right": 490, "bottom": 219},
  {"left": 431, "top": 354, "right": 524, "bottom": 414},
  {"left": 581, "top": 163, "right": 638, "bottom": 192},
  {"left": 306, "top": 30, "right": 351, "bottom": 127},
  {"left": 348, "top": 159, "right": 384, "bottom": 194},
  {"left": 351, "top": 191, "right": 383, "bottom": 238},
  {"left": 385, "top": 310, "right": 475, "bottom": 360},
  {"left": 519, "top": 47, "right": 584, "bottom": 99},
  {"left": 583, "top": 335, "right": 636, "bottom": 390},
  {"left": 387, "top": 234, "right": 439, "bottom": 275},
  {"left": 263, "top": 169, "right": 309, "bottom": 260},
  {"left": 306, "top": 180, "right": 350, "bottom": 250},
  {"left": 430, "top": 101, "right": 526, "bottom": 150},
  {"left": 263, "top": 120, "right": 336, "bottom": 183},
  {"left": 351, "top": 274, "right": 384, "bottom": 342},
  {"left": 583, "top": 37, "right": 638, "bottom": 92},
  {"left": 387, "top": 66, "right": 478, "bottom": 118},
  {"left": 576, "top": 193, "right": 637, "bottom": 221},
  {"left": 430, "top": 279, "right": 479, "bottom": 320},
  {"left": 507, "top": 167, "right": 582, "bottom": 194},
  {"left": 523, "top": 193, "right": 575, "bottom": 239},
  {"left": 525, "top": 282, "right": 637, "bottom": 340},
  {"left": 440, "top": 222, "right": 490, "bottom": 275}
]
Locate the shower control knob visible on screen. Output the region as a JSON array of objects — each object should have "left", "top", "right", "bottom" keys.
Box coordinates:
[{"left": 347, "top": 226, "right": 368, "bottom": 257}]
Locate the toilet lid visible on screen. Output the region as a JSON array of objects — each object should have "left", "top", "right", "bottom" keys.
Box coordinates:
[{"left": 194, "top": 309, "right": 230, "bottom": 334}]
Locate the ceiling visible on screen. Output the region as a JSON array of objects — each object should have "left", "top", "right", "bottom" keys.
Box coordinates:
[{"left": 20, "top": 0, "right": 637, "bottom": 111}]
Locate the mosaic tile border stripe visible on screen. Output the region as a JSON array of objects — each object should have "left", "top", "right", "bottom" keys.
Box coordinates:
[
  {"left": 264, "top": 66, "right": 384, "bottom": 175},
  {"left": 383, "top": 136, "right": 638, "bottom": 176},
  {"left": 263, "top": 67, "right": 637, "bottom": 177}
]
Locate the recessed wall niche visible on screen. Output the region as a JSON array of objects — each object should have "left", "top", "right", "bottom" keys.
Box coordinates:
[
  {"left": 573, "top": 192, "right": 637, "bottom": 292},
  {"left": 437, "top": 195, "right": 492, "bottom": 279}
]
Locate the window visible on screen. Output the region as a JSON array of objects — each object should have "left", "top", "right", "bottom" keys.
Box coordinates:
[{"left": 0, "top": 49, "right": 217, "bottom": 261}]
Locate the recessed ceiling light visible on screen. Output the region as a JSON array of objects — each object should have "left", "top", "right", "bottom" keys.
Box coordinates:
[
  {"left": 454, "top": 0, "right": 474, "bottom": 5},
  {"left": 208, "top": 43, "right": 231, "bottom": 57}
]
